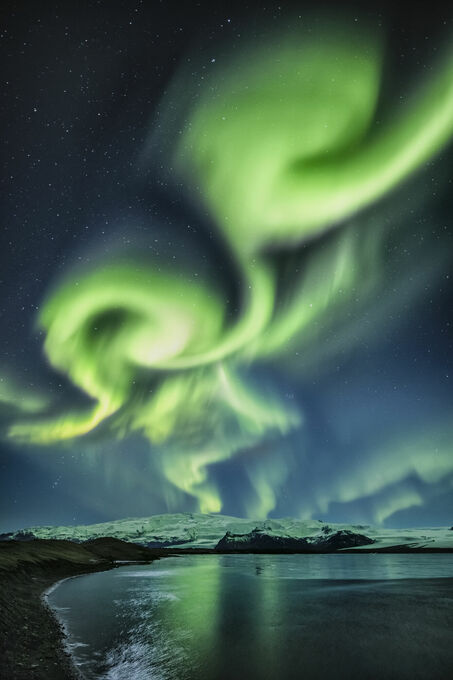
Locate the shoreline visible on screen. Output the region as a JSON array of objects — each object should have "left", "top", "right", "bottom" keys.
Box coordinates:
[
  {"left": 41, "top": 572, "right": 114, "bottom": 680},
  {"left": 45, "top": 570, "right": 117, "bottom": 680},
  {"left": 1, "top": 562, "right": 117, "bottom": 679},
  {"left": 0, "top": 539, "right": 164, "bottom": 680},
  {"left": 41, "top": 564, "right": 163, "bottom": 680}
]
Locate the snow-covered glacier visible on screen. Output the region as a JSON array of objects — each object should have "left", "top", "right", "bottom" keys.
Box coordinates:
[{"left": 3, "top": 513, "right": 453, "bottom": 550}]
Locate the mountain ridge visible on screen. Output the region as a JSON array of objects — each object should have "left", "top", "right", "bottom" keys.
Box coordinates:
[{"left": 2, "top": 513, "right": 452, "bottom": 550}]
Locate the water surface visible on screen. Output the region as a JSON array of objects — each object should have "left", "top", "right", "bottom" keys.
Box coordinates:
[{"left": 49, "top": 554, "right": 453, "bottom": 679}]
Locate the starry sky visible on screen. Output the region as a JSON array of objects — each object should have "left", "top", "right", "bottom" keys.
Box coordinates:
[{"left": 1, "top": 1, "right": 453, "bottom": 532}]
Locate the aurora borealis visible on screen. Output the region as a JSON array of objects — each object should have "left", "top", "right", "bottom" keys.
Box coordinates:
[{"left": 1, "top": 2, "right": 453, "bottom": 530}]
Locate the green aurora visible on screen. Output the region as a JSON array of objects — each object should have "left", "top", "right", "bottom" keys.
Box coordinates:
[{"left": 5, "top": 22, "right": 453, "bottom": 519}]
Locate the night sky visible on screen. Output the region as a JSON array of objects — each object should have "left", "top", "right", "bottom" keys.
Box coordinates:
[{"left": 1, "top": 1, "right": 453, "bottom": 532}]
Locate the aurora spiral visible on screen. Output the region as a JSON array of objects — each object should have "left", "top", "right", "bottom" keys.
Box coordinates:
[{"left": 4, "top": 18, "right": 453, "bottom": 521}]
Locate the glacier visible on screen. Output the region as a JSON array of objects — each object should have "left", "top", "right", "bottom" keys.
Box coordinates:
[{"left": 2, "top": 513, "right": 453, "bottom": 550}]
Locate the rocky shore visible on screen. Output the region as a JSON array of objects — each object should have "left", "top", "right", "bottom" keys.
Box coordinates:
[{"left": 0, "top": 538, "right": 164, "bottom": 679}]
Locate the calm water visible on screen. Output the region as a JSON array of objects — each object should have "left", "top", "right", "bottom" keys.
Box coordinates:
[{"left": 48, "top": 554, "right": 453, "bottom": 680}]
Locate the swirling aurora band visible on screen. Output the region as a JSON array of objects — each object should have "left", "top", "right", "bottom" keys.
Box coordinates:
[{"left": 7, "top": 24, "right": 453, "bottom": 515}]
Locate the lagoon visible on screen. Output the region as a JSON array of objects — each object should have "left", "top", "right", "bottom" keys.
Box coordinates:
[{"left": 48, "top": 554, "right": 453, "bottom": 679}]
